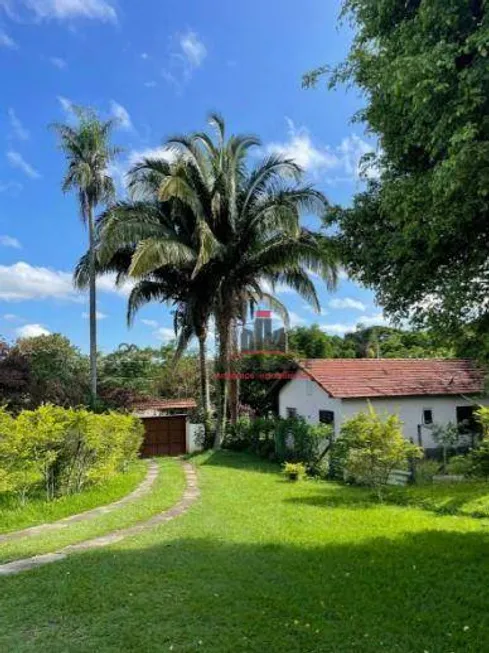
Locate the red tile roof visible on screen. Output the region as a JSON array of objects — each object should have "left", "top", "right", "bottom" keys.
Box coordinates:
[
  {"left": 296, "top": 359, "right": 486, "bottom": 399},
  {"left": 133, "top": 398, "right": 197, "bottom": 411}
]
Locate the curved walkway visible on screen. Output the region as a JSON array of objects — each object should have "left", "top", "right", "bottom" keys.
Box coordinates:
[
  {"left": 0, "top": 461, "right": 199, "bottom": 577},
  {"left": 0, "top": 460, "right": 159, "bottom": 544}
]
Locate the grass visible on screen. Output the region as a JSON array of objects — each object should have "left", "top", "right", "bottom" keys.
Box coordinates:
[
  {"left": 385, "top": 479, "right": 489, "bottom": 518},
  {"left": 2, "top": 451, "right": 489, "bottom": 652},
  {"left": 0, "top": 460, "right": 147, "bottom": 535},
  {"left": 0, "top": 458, "right": 185, "bottom": 563}
]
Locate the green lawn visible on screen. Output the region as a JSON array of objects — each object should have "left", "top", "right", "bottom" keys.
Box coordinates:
[
  {"left": 384, "top": 480, "right": 489, "bottom": 518},
  {"left": 0, "top": 458, "right": 185, "bottom": 563},
  {"left": 1, "top": 451, "right": 489, "bottom": 652},
  {"left": 0, "top": 460, "right": 147, "bottom": 535}
]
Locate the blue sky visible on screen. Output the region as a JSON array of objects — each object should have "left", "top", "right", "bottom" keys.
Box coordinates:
[{"left": 0, "top": 0, "right": 386, "bottom": 353}]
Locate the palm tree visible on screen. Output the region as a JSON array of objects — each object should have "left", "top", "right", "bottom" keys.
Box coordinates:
[
  {"left": 53, "top": 106, "right": 119, "bottom": 407},
  {"left": 126, "top": 114, "right": 338, "bottom": 446}
]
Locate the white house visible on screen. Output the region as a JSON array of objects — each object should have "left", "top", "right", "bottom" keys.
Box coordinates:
[{"left": 278, "top": 359, "right": 488, "bottom": 449}]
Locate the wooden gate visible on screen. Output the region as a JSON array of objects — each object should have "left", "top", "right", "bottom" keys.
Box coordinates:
[{"left": 140, "top": 415, "right": 187, "bottom": 457}]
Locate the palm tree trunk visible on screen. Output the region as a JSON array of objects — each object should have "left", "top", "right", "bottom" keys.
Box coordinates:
[
  {"left": 215, "top": 312, "right": 231, "bottom": 449},
  {"left": 198, "top": 331, "right": 212, "bottom": 446},
  {"left": 229, "top": 318, "right": 239, "bottom": 425},
  {"left": 88, "top": 204, "right": 97, "bottom": 409}
]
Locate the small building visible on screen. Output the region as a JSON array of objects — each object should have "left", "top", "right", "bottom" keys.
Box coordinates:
[
  {"left": 133, "top": 399, "right": 202, "bottom": 457},
  {"left": 278, "top": 359, "right": 488, "bottom": 449}
]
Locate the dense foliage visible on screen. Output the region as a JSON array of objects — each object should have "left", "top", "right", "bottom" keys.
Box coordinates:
[
  {"left": 0, "top": 334, "right": 201, "bottom": 413},
  {"left": 313, "top": 0, "right": 489, "bottom": 338},
  {"left": 0, "top": 405, "right": 143, "bottom": 503},
  {"left": 223, "top": 415, "right": 332, "bottom": 471},
  {"left": 289, "top": 324, "right": 452, "bottom": 359}
]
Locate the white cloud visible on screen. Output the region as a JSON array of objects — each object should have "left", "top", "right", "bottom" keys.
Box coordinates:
[
  {"left": 16, "top": 323, "right": 50, "bottom": 338},
  {"left": 154, "top": 327, "right": 176, "bottom": 343},
  {"left": 0, "top": 262, "right": 131, "bottom": 302},
  {"left": 180, "top": 30, "right": 207, "bottom": 67},
  {"left": 0, "top": 31, "right": 17, "bottom": 49},
  {"left": 266, "top": 119, "right": 339, "bottom": 173},
  {"left": 127, "top": 145, "right": 175, "bottom": 168},
  {"left": 288, "top": 311, "right": 308, "bottom": 327},
  {"left": 110, "top": 101, "right": 132, "bottom": 131},
  {"left": 265, "top": 119, "right": 377, "bottom": 180},
  {"left": 7, "top": 151, "right": 40, "bottom": 179},
  {"left": 163, "top": 29, "right": 207, "bottom": 89},
  {"left": 8, "top": 109, "right": 29, "bottom": 140},
  {"left": 320, "top": 323, "right": 355, "bottom": 336},
  {"left": 8, "top": 0, "right": 117, "bottom": 22},
  {"left": 338, "top": 134, "right": 379, "bottom": 180},
  {"left": 82, "top": 311, "right": 107, "bottom": 320},
  {"left": 49, "top": 56, "right": 67, "bottom": 69},
  {"left": 329, "top": 297, "right": 367, "bottom": 312},
  {"left": 0, "top": 235, "right": 21, "bottom": 249},
  {"left": 141, "top": 319, "right": 158, "bottom": 328},
  {"left": 3, "top": 313, "right": 22, "bottom": 322},
  {"left": 320, "top": 313, "right": 390, "bottom": 336},
  {"left": 57, "top": 95, "right": 74, "bottom": 115}
]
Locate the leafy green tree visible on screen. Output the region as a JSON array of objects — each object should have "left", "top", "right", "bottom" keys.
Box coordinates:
[
  {"left": 14, "top": 334, "right": 89, "bottom": 408},
  {"left": 83, "top": 114, "right": 338, "bottom": 447},
  {"left": 140, "top": 114, "right": 338, "bottom": 446},
  {"left": 309, "top": 1, "right": 489, "bottom": 335},
  {"left": 53, "top": 106, "right": 120, "bottom": 406},
  {"left": 289, "top": 325, "right": 350, "bottom": 358}
]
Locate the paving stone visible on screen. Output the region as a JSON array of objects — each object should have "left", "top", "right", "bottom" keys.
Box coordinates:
[
  {"left": 0, "top": 460, "right": 159, "bottom": 544},
  {"left": 0, "top": 461, "right": 199, "bottom": 577}
]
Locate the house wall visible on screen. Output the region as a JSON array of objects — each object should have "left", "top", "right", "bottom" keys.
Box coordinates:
[
  {"left": 279, "top": 378, "right": 489, "bottom": 448},
  {"left": 187, "top": 422, "right": 204, "bottom": 453},
  {"left": 279, "top": 377, "right": 343, "bottom": 435}
]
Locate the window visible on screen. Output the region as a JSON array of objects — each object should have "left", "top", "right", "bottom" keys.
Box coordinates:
[
  {"left": 423, "top": 409, "right": 433, "bottom": 425},
  {"left": 286, "top": 407, "right": 297, "bottom": 419},
  {"left": 456, "top": 406, "right": 479, "bottom": 435},
  {"left": 319, "top": 410, "right": 335, "bottom": 426}
]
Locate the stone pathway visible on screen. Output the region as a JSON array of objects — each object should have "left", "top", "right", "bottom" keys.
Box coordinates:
[
  {"left": 0, "top": 460, "right": 159, "bottom": 544},
  {"left": 0, "top": 462, "right": 199, "bottom": 577}
]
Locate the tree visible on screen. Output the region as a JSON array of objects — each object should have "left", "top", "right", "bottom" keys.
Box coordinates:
[
  {"left": 53, "top": 106, "right": 120, "bottom": 407},
  {"left": 74, "top": 156, "right": 216, "bottom": 437},
  {"left": 309, "top": 1, "right": 489, "bottom": 335},
  {"left": 289, "top": 325, "right": 354, "bottom": 358},
  {"left": 138, "top": 114, "right": 338, "bottom": 446},
  {"left": 14, "top": 334, "right": 89, "bottom": 408}
]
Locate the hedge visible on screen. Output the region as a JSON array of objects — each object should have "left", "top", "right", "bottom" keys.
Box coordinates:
[{"left": 0, "top": 405, "right": 143, "bottom": 503}]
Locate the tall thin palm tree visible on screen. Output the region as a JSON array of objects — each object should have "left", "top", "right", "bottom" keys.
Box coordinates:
[
  {"left": 54, "top": 106, "right": 119, "bottom": 407},
  {"left": 127, "top": 114, "right": 338, "bottom": 446}
]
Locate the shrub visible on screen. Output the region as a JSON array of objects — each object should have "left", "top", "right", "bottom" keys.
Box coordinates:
[
  {"left": 414, "top": 459, "right": 442, "bottom": 485},
  {"left": 282, "top": 462, "right": 306, "bottom": 481},
  {"left": 445, "top": 454, "right": 474, "bottom": 477},
  {"left": 0, "top": 405, "right": 143, "bottom": 503},
  {"left": 469, "top": 441, "right": 489, "bottom": 480},
  {"left": 333, "top": 405, "right": 423, "bottom": 499},
  {"left": 223, "top": 415, "right": 333, "bottom": 470}
]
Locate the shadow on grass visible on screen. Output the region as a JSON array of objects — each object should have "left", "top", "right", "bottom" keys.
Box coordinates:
[
  {"left": 1, "top": 529, "right": 489, "bottom": 652},
  {"left": 197, "top": 449, "right": 281, "bottom": 474}
]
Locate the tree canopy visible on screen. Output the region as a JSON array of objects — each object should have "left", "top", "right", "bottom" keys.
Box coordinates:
[{"left": 315, "top": 0, "right": 489, "bottom": 337}]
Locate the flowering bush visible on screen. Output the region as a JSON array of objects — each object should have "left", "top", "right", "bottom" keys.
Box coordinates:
[{"left": 0, "top": 405, "right": 143, "bottom": 503}]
